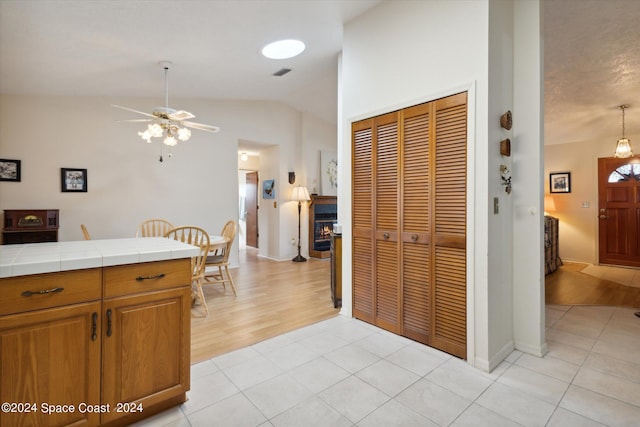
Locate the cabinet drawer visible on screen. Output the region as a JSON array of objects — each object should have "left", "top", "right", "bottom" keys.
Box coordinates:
[
  {"left": 0, "top": 269, "right": 102, "bottom": 316},
  {"left": 104, "top": 259, "right": 191, "bottom": 298}
]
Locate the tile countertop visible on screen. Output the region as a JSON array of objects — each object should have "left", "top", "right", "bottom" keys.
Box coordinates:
[{"left": 0, "top": 237, "right": 200, "bottom": 278}]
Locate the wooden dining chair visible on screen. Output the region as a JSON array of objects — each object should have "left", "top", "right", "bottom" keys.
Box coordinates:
[
  {"left": 80, "top": 224, "right": 91, "bottom": 240},
  {"left": 136, "top": 218, "right": 174, "bottom": 237},
  {"left": 164, "top": 226, "right": 211, "bottom": 316},
  {"left": 204, "top": 220, "right": 237, "bottom": 296}
]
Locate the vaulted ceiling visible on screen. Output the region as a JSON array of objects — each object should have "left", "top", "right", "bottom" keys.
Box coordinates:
[{"left": 1, "top": 0, "right": 638, "bottom": 148}]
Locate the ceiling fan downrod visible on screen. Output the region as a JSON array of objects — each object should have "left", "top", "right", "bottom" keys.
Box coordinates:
[{"left": 159, "top": 61, "right": 172, "bottom": 109}]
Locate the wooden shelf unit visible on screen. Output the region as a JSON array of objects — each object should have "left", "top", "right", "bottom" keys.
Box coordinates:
[{"left": 2, "top": 209, "right": 59, "bottom": 245}]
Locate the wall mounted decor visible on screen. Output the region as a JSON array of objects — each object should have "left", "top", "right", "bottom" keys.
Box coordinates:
[
  {"left": 61, "top": 168, "right": 88, "bottom": 192},
  {"left": 0, "top": 159, "right": 21, "bottom": 182},
  {"left": 288, "top": 172, "right": 296, "bottom": 184},
  {"left": 500, "top": 110, "right": 512, "bottom": 130},
  {"left": 500, "top": 164, "right": 512, "bottom": 194},
  {"left": 500, "top": 138, "right": 511, "bottom": 157},
  {"left": 320, "top": 150, "right": 337, "bottom": 196},
  {"left": 262, "top": 179, "right": 275, "bottom": 199},
  {"left": 550, "top": 172, "right": 571, "bottom": 193}
]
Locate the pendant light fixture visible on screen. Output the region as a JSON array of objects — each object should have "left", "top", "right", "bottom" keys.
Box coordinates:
[{"left": 614, "top": 104, "right": 633, "bottom": 158}]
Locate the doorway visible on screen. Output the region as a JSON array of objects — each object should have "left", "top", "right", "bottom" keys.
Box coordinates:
[
  {"left": 238, "top": 169, "right": 259, "bottom": 249},
  {"left": 597, "top": 156, "right": 640, "bottom": 268}
]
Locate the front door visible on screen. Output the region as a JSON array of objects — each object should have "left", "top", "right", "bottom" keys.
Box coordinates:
[{"left": 598, "top": 156, "right": 640, "bottom": 267}]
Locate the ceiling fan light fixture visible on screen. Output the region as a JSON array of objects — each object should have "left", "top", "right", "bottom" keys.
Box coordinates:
[
  {"left": 261, "top": 39, "right": 305, "bottom": 59},
  {"left": 149, "top": 123, "right": 163, "bottom": 138},
  {"left": 177, "top": 127, "right": 191, "bottom": 142},
  {"left": 614, "top": 105, "right": 633, "bottom": 159},
  {"left": 164, "top": 135, "right": 177, "bottom": 147}
]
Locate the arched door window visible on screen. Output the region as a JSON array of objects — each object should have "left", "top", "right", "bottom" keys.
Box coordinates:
[{"left": 607, "top": 163, "right": 640, "bottom": 182}]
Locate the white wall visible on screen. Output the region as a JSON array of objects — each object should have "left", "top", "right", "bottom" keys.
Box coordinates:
[
  {"left": 512, "top": 0, "right": 546, "bottom": 359},
  {"left": 340, "top": 0, "right": 544, "bottom": 371},
  {"left": 0, "top": 95, "right": 333, "bottom": 264}
]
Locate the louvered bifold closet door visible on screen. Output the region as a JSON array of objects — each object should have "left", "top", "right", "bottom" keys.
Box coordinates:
[
  {"left": 352, "top": 119, "right": 374, "bottom": 322},
  {"left": 401, "top": 104, "right": 431, "bottom": 344},
  {"left": 432, "top": 92, "right": 467, "bottom": 359},
  {"left": 374, "top": 112, "right": 400, "bottom": 332}
]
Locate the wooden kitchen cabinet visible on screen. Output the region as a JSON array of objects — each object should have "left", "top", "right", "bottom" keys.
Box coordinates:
[
  {"left": 101, "top": 287, "right": 190, "bottom": 424},
  {"left": 0, "top": 258, "right": 192, "bottom": 427},
  {"left": 0, "top": 301, "right": 102, "bottom": 427}
]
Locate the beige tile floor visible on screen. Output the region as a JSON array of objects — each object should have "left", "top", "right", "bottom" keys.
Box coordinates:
[{"left": 134, "top": 305, "right": 640, "bottom": 426}]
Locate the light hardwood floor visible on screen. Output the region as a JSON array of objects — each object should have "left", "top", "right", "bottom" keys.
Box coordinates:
[
  {"left": 190, "top": 247, "right": 340, "bottom": 363},
  {"left": 545, "top": 261, "right": 640, "bottom": 308}
]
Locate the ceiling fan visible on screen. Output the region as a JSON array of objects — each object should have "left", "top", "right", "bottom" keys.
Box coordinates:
[{"left": 112, "top": 61, "right": 219, "bottom": 162}]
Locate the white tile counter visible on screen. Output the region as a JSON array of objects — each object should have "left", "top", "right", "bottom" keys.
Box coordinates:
[{"left": 0, "top": 237, "right": 200, "bottom": 278}]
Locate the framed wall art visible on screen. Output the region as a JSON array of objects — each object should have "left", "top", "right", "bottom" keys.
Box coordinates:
[
  {"left": 550, "top": 172, "right": 571, "bottom": 193},
  {"left": 262, "top": 179, "right": 275, "bottom": 199},
  {"left": 61, "top": 168, "right": 88, "bottom": 192},
  {"left": 0, "top": 159, "right": 21, "bottom": 182}
]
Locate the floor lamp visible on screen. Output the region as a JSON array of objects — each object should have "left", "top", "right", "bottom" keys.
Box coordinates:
[{"left": 291, "top": 185, "right": 311, "bottom": 262}]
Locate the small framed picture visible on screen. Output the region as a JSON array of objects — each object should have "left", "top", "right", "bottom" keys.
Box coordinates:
[
  {"left": 262, "top": 179, "right": 275, "bottom": 199},
  {"left": 550, "top": 172, "right": 571, "bottom": 193},
  {"left": 61, "top": 168, "right": 88, "bottom": 192},
  {"left": 0, "top": 159, "right": 21, "bottom": 182}
]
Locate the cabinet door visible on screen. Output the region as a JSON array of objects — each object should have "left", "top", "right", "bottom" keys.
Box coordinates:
[
  {"left": 101, "top": 287, "right": 190, "bottom": 424},
  {"left": 401, "top": 103, "right": 432, "bottom": 344},
  {"left": 352, "top": 119, "right": 374, "bottom": 322},
  {"left": 374, "top": 112, "right": 400, "bottom": 332},
  {"left": 432, "top": 93, "right": 467, "bottom": 359},
  {"left": 0, "top": 302, "right": 101, "bottom": 427}
]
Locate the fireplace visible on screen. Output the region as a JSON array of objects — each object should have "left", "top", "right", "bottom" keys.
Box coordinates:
[{"left": 308, "top": 195, "right": 337, "bottom": 258}]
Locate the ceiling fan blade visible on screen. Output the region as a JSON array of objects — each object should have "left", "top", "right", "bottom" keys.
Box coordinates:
[
  {"left": 182, "top": 121, "right": 220, "bottom": 133},
  {"left": 168, "top": 110, "right": 195, "bottom": 121},
  {"left": 111, "top": 104, "right": 155, "bottom": 118},
  {"left": 116, "top": 119, "right": 153, "bottom": 123}
]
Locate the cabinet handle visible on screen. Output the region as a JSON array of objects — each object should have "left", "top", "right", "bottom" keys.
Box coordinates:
[
  {"left": 135, "top": 273, "right": 166, "bottom": 281},
  {"left": 383, "top": 233, "right": 390, "bottom": 239},
  {"left": 91, "top": 312, "right": 98, "bottom": 341},
  {"left": 21, "top": 287, "right": 64, "bottom": 297},
  {"left": 411, "top": 234, "right": 418, "bottom": 242},
  {"left": 106, "top": 309, "right": 113, "bottom": 337}
]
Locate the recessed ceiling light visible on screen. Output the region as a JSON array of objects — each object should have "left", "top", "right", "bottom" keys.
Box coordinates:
[{"left": 261, "top": 39, "right": 305, "bottom": 59}]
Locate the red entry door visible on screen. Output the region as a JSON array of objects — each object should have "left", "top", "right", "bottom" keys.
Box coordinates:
[{"left": 598, "top": 156, "right": 640, "bottom": 267}]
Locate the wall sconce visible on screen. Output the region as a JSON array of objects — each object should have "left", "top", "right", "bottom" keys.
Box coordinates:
[
  {"left": 500, "top": 164, "right": 512, "bottom": 194},
  {"left": 288, "top": 172, "right": 296, "bottom": 184},
  {"left": 500, "top": 138, "right": 511, "bottom": 157},
  {"left": 500, "top": 110, "right": 512, "bottom": 130}
]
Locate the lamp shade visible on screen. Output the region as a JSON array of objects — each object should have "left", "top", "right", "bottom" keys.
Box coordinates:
[
  {"left": 544, "top": 195, "right": 556, "bottom": 213},
  {"left": 614, "top": 138, "right": 633, "bottom": 158},
  {"left": 291, "top": 185, "right": 311, "bottom": 202}
]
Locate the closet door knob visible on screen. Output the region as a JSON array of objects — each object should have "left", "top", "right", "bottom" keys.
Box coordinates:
[
  {"left": 411, "top": 234, "right": 418, "bottom": 241},
  {"left": 383, "top": 232, "right": 390, "bottom": 239}
]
